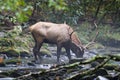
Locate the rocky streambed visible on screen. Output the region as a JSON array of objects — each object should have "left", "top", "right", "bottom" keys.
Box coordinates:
[{"left": 0, "top": 47, "right": 120, "bottom": 80}]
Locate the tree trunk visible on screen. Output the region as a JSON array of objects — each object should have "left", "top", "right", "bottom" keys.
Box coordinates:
[
  {"left": 98, "top": 0, "right": 116, "bottom": 25},
  {"left": 94, "top": 0, "right": 103, "bottom": 21}
]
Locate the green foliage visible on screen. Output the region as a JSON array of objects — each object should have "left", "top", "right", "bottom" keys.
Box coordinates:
[
  {"left": 0, "top": 26, "right": 33, "bottom": 53},
  {"left": 0, "top": 0, "right": 119, "bottom": 26},
  {"left": 4, "top": 58, "right": 21, "bottom": 64},
  {"left": 40, "top": 48, "right": 51, "bottom": 56},
  {"left": 1, "top": 49, "right": 20, "bottom": 57},
  {"left": 98, "top": 25, "right": 120, "bottom": 41},
  {"left": 75, "top": 22, "right": 93, "bottom": 44},
  {"left": 75, "top": 22, "right": 120, "bottom": 47},
  {"left": 0, "top": 0, "right": 33, "bottom": 23},
  {"left": 0, "top": 0, "right": 119, "bottom": 49},
  {"left": 0, "top": 38, "right": 15, "bottom": 48},
  {"left": 48, "top": 0, "right": 68, "bottom": 10},
  {"left": 4, "top": 26, "right": 22, "bottom": 38}
]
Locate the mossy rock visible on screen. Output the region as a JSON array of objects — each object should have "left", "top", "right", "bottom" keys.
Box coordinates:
[
  {"left": 0, "top": 38, "right": 14, "bottom": 48},
  {"left": 61, "top": 48, "right": 66, "bottom": 54},
  {"left": 20, "top": 51, "right": 31, "bottom": 57},
  {"left": 0, "top": 49, "right": 20, "bottom": 57},
  {"left": 0, "top": 71, "right": 10, "bottom": 78},
  {"left": 40, "top": 48, "right": 51, "bottom": 57},
  {"left": 4, "top": 58, "right": 22, "bottom": 65},
  {"left": 0, "top": 62, "right": 6, "bottom": 67}
]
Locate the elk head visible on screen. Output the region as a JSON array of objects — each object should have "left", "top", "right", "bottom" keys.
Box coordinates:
[
  {"left": 70, "top": 42, "right": 84, "bottom": 58},
  {"left": 68, "top": 25, "right": 98, "bottom": 58},
  {"left": 68, "top": 29, "right": 85, "bottom": 58}
]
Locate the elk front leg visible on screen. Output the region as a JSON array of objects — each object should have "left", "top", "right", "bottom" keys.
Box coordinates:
[
  {"left": 33, "top": 42, "right": 42, "bottom": 62},
  {"left": 57, "top": 44, "right": 62, "bottom": 63}
]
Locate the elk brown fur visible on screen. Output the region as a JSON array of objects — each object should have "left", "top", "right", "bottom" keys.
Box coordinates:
[{"left": 29, "top": 22, "right": 84, "bottom": 63}]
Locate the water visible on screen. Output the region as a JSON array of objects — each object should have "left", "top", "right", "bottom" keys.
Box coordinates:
[
  {"left": 0, "top": 78, "right": 15, "bottom": 80},
  {"left": 0, "top": 47, "right": 119, "bottom": 79},
  {"left": 0, "top": 47, "right": 120, "bottom": 70}
]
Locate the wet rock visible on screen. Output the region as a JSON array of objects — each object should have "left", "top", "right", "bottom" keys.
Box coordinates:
[
  {"left": 20, "top": 51, "right": 31, "bottom": 58},
  {"left": 103, "top": 65, "right": 116, "bottom": 70},
  {"left": 0, "top": 63, "right": 6, "bottom": 67},
  {"left": 40, "top": 48, "right": 52, "bottom": 57},
  {"left": 95, "top": 76, "right": 109, "bottom": 80},
  {"left": 109, "top": 73, "right": 120, "bottom": 80},
  {"left": 4, "top": 58, "right": 22, "bottom": 65},
  {"left": 60, "top": 55, "right": 69, "bottom": 64},
  {"left": 69, "top": 58, "right": 85, "bottom": 64},
  {"left": 84, "top": 51, "right": 96, "bottom": 59},
  {"left": 105, "top": 71, "right": 120, "bottom": 80},
  {"left": 5, "top": 64, "right": 17, "bottom": 67},
  {"left": 0, "top": 77, "right": 15, "bottom": 80},
  {"left": 27, "top": 62, "right": 36, "bottom": 66},
  {"left": 36, "top": 64, "right": 53, "bottom": 69},
  {"left": 95, "top": 68, "right": 108, "bottom": 76},
  {"left": 90, "top": 61, "right": 99, "bottom": 67},
  {"left": 0, "top": 74, "right": 7, "bottom": 78},
  {"left": 0, "top": 49, "right": 20, "bottom": 57},
  {"left": 80, "top": 75, "right": 96, "bottom": 80},
  {"left": 0, "top": 32, "right": 5, "bottom": 37}
]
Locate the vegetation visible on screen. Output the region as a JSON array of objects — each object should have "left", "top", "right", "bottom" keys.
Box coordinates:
[
  {"left": 0, "top": 1, "right": 119, "bottom": 79},
  {"left": 76, "top": 22, "right": 120, "bottom": 48},
  {"left": 0, "top": 0, "right": 119, "bottom": 25},
  {"left": 0, "top": 54, "right": 120, "bottom": 80},
  {"left": 0, "top": 0, "right": 119, "bottom": 40},
  {"left": 0, "top": 0, "right": 119, "bottom": 56}
]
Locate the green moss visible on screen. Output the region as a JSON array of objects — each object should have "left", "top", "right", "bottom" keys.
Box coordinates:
[
  {"left": 40, "top": 48, "right": 51, "bottom": 56},
  {"left": 0, "top": 48, "right": 20, "bottom": 57},
  {"left": 0, "top": 38, "right": 15, "bottom": 48},
  {"left": 4, "top": 58, "right": 21, "bottom": 64}
]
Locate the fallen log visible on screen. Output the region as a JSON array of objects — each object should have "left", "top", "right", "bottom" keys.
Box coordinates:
[
  {"left": 16, "top": 54, "right": 120, "bottom": 80},
  {"left": 64, "top": 57, "right": 110, "bottom": 80},
  {"left": 16, "top": 55, "right": 108, "bottom": 79},
  {"left": 103, "top": 64, "right": 120, "bottom": 72},
  {"left": 107, "top": 54, "right": 120, "bottom": 61}
]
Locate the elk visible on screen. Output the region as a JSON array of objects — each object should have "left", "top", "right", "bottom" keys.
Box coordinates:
[{"left": 29, "top": 22, "right": 85, "bottom": 63}]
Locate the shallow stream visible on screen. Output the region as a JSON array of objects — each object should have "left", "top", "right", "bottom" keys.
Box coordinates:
[{"left": 0, "top": 47, "right": 120, "bottom": 80}]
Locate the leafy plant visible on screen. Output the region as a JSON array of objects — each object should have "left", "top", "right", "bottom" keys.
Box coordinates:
[
  {"left": 0, "top": 0, "right": 33, "bottom": 23},
  {"left": 48, "top": 0, "right": 68, "bottom": 10}
]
